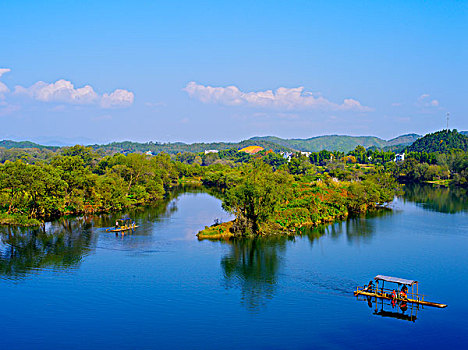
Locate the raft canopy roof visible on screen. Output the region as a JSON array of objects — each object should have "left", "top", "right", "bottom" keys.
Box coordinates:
[{"left": 374, "top": 275, "right": 418, "bottom": 286}]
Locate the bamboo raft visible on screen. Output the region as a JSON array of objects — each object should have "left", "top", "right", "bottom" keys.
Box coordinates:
[
  {"left": 106, "top": 218, "right": 139, "bottom": 233},
  {"left": 106, "top": 224, "right": 139, "bottom": 233},
  {"left": 354, "top": 275, "right": 447, "bottom": 308}
]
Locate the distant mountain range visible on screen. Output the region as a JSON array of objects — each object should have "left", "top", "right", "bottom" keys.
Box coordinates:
[
  {"left": 0, "top": 140, "right": 58, "bottom": 150},
  {"left": 249, "top": 134, "right": 421, "bottom": 153},
  {"left": 89, "top": 134, "right": 423, "bottom": 154},
  {"left": 1, "top": 131, "right": 467, "bottom": 154},
  {"left": 90, "top": 139, "right": 295, "bottom": 154},
  {"left": 30, "top": 136, "right": 97, "bottom": 147}
]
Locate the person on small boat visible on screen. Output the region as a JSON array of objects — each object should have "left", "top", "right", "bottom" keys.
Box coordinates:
[
  {"left": 399, "top": 286, "right": 408, "bottom": 300},
  {"left": 115, "top": 220, "right": 119, "bottom": 229},
  {"left": 389, "top": 289, "right": 397, "bottom": 307},
  {"left": 364, "top": 280, "right": 374, "bottom": 292}
]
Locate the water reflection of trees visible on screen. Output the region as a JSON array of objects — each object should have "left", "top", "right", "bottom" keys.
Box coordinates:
[
  {"left": 0, "top": 217, "right": 96, "bottom": 278},
  {"left": 221, "top": 237, "right": 289, "bottom": 310},
  {"left": 219, "top": 184, "right": 468, "bottom": 309},
  {"left": 221, "top": 212, "right": 392, "bottom": 310},
  {"left": 344, "top": 209, "right": 393, "bottom": 243},
  {"left": 0, "top": 186, "right": 208, "bottom": 278},
  {"left": 403, "top": 183, "right": 468, "bottom": 214},
  {"left": 297, "top": 208, "right": 392, "bottom": 245}
]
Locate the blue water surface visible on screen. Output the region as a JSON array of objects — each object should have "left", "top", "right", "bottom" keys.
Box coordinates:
[{"left": 0, "top": 185, "right": 467, "bottom": 349}]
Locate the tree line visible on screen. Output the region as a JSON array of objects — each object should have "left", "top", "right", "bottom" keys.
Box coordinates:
[
  {"left": 0, "top": 145, "right": 179, "bottom": 225},
  {"left": 1, "top": 129, "right": 467, "bottom": 230}
]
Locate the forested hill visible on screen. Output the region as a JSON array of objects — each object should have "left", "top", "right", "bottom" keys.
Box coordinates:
[
  {"left": 0, "top": 140, "right": 58, "bottom": 150},
  {"left": 1, "top": 133, "right": 421, "bottom": 155},
  {"left": 250, "top": 134, "right": 421, "bottom": 153},
  {"left": 387, "top": 134, "right": 421, "bottom": 146},
  {"left": 92, "top": 133, "right": 421, "bottom": 154},
  {"left": 5, "top": 131, "right": 468, "bottom": 155},
  {"left": 91, "top": 139, "right": 295, "bottom": 154},
  {"left": 406, "top": 130, "right": 468, "bottom": 153}
]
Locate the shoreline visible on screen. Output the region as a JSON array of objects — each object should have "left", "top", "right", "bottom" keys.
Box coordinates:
[
  {"left": 0, "top": 180, "right": 204, "bottom": 227},
  {"left": 197, "top": 205, "right": 391, "bottom": 240}
]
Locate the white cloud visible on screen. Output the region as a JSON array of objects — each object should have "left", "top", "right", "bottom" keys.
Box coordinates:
[
  {"left": 183, "top": 81, "right": 372, "bottom": 112},
  {"left": 100, "top": 89, "right": 134, "bottom": 108},
  {"left": 0, "top": 68, "right": 11, "bottom": 99},
  {"left": 417, "top": 94, "right": 439, "bottom": 108},
  {"left": 14, "top": 78, "right": 134, "bottom": 109},
  {"left": 0, "top": 68, "right": 10, "bottom": 78},
  {"left": 15, "top": 79, "right": 98, "bottom": 104}
]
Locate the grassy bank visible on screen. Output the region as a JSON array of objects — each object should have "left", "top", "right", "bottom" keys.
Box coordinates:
[
  {"left": 0, "top": 212, "right": 42, "bottom": 226},
  {"left": 197, "top": 221, "right": 234, "bottom": 240}
]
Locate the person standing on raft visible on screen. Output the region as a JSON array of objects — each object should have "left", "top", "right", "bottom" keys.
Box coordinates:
[{"left": 399, "top": 286, "right": 408, "bottom": 300}]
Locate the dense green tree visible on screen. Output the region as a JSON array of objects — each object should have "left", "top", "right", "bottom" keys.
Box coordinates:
[
  {"left": 349, "top": 145, "right": 367, "bottom": 163},
  {"left": 262, "top": 152, "right": 287, "bottom": 170},
  {"left": 288, "top": 155, "right": 312, "bottom": 175},
  {"left": 223, "top": 161, "right": 293, "bottom": 235}
]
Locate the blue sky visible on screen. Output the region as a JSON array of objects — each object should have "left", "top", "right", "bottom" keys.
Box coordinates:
[{"left": 0, "top": 0, "right": 466, "bottom": 144}]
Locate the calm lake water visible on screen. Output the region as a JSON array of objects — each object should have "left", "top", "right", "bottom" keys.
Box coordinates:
[{"left": 1, "top": 185, "right": 467, "bottom": 349}]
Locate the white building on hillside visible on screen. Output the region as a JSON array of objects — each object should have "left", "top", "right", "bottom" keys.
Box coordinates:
[
  {"left": 280, "top": 152, "right": 293, "bottom": 162},
  {"left": 394, "top": 153, "right": 405, "bottom": 162},
  {"left": 204, "top": 150, "right": 219, "bottom": 154}
]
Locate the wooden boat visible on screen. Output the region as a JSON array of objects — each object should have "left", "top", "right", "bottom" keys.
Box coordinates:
[
  {"left": 354, "top": 275, "right": 447, "bottom": 308},
  {"left": 106, "top": 218, "right": 139, "bottom": 233}
]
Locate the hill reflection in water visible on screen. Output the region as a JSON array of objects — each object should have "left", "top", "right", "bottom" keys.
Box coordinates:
[{"left": 402, "top": 183, "right": 468, "bottom": 214}]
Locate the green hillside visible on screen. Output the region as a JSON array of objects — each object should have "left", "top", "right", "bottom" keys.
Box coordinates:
[
  {"left": 406, "top": 129, "right": 468, "bottom": 153},
  {"left": 386, "top": 133, "right": 421, "bottom": 146},
  {"left": 92, "top": 139, "right": 295, "bottom": 155},
  {"left": 1, "top": 132, "right": 423, "bottom": 155},
  {"left": 250, "top": 134, "right": 420, "bottom": 153},
  {"left": 2, "top": 132, "right": 443, "bottom": 156},
  {"left": 0, "top": 140, "right": 58, "bottom": 150}
]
